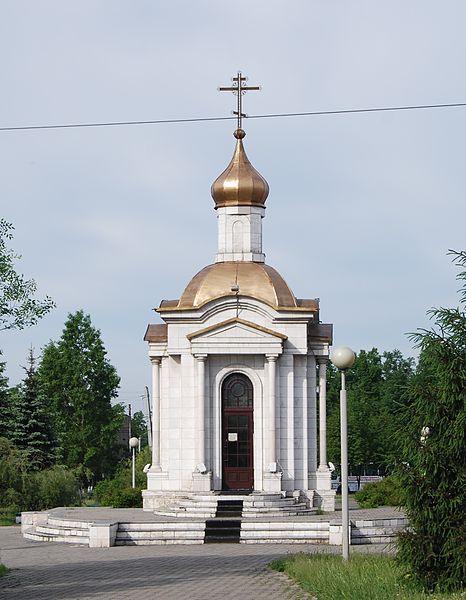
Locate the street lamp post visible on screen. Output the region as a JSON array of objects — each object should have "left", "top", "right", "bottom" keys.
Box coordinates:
[
  {"left": 330, "top": 346, "right": 356, "bottom": 561},
  {"left": 129, "top": 437, "right": 139, "bottom": 488}
]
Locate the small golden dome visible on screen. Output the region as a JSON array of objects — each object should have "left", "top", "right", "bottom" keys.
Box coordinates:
[
  {"left": 211, "top": 129, "right": 269, "bottom": 209},
  {"left": 177, "top": 262, "right": 297, "bottom": 309}
]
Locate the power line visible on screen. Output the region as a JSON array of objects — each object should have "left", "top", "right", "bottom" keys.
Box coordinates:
[{"left": 0, "top": 101, "right": 465, "bottom": 133}]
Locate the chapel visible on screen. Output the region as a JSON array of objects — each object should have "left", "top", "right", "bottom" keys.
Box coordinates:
[{"left": 143, "top": 74, "right": 335, "bottom": 512}]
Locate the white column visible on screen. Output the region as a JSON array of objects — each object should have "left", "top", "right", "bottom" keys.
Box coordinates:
[
  {"left": 150, "top": 357, "right": 161, "bottom": 470},
  {"left": 318, "top": 358, "right": 328, "bottom": 469},
  {"left": 266, "top": 354, "right": 278, "bottom": 467},
  {"left": 195, "top": 354, "right": 207, "bottom": 467}
]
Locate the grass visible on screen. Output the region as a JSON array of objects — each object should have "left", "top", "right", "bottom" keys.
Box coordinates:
[
  {"left": 270, "top": 553, "right": 465, "bottom": 599},
  {"left": 0, "top": 564, "right": 9, "bottom": 577}
]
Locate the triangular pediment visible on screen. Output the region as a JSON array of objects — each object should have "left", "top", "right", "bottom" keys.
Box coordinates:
[{"left": 187, "top": 318, "right": 287, "bottom": 342}]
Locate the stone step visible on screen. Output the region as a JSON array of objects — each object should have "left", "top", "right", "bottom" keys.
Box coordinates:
[
  {"left": 153, "top": 509, "right": 216, "bottom": 518},
  {"left": 23, "top": 527, "right": 89, "bottom": 546},
  {"left": 241, "top": 530, "right": 329, "bottom": 542},
  {"left": 47, "top": 517, "right": 91, "bottom": 529},
  {"left": 243, "top": 500, "right": 306, "bottom": 509},
  {"left": 36, "top": 525, "right": 89, "bottom": 537},
  {"left": 116, "top": 530, "right": 205, "bottom": 541},
  {"left": 242, "top": 522, "right": 329, "bottom": 531},
  {"left": 242, "top": 508, "right": 316, "bottom": 516},
  {"left": 115, "top": 539, "right": 203, "bottom": 546},
  {"left": 240, "top": 538, "right": 327, "bottom": 544},
  {"left": 119, "top": 522, "right": 205, "bottom": 532},
  {"left": 188, "top": 493, "right": 284, "bottom": 502}
]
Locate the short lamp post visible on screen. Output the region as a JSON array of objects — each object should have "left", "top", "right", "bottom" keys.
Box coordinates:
[
  {"left": 330, "top": 345, "right": 356, "bottom": 561},
  {"left": 129, "top": 437, "right": 139, "bottom": 488}
]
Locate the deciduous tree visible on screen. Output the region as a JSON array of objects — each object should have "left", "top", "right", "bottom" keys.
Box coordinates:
[
  {"left": 0, "top": 219, "right": 54, "bottom": 331},
  {"left": 39, "top": 311, "right": 124, "bottom": 484},
  {"left": 327, "top": 348, "right": 414, "bottom": 484},
  {"left": 131, "top": 410, "right": 148, "bottom": 448}
]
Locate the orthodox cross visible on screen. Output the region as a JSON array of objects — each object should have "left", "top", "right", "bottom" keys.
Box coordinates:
[{"left": 218, "top": 71, "right": 260, "bottom": 129}]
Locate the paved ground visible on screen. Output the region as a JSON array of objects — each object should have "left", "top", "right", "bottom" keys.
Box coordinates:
[{"left": 0, "top": 526, "right": 389, "bottom": 600}]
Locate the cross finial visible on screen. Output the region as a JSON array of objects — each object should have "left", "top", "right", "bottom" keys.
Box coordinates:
[{"left": 218, "top": 71, "right": 261, "bottom": 131}]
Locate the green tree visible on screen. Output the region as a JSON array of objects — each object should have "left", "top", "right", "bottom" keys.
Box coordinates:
[
  {"left": 327, "top": 348, "right": 414, "bottom": 485},
  {"left": 131, "top": 410, "right": 148, "bottom": 448},
  {"left": 0, "top": 355, "right": 11, "bottom": 438},
  {"left": 9, "top": 348, "right": 55, "bottom": 470},
  {"left": 0, "top": 219, "right": 54, "bottom": 331},
  {"left": 38, "top": 310, "right": 124, "bottom": 484},
  {"left": 327, "top": 349, "right": 383, "bottom": 483},
  {"left": 396, "top": 250, "right": 466, "bottom": 592}
]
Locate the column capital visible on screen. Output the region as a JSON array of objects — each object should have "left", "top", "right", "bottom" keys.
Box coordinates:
[
  {"left": 265, "top": 354, "right": 279, "bottom": 362},
  {"left": 150, "top": 356, "right": 162, "bottom": 365},
  {"left": 316, "top": 356, "right": 329, "bottom": 366},
  {"left": 194, "top": 354, "right": 208, "bottom": 362}
]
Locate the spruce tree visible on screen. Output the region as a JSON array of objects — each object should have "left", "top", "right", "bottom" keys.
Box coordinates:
[
  {"left": 38, "top": 310, "right": 124, "bottom": 483},
  {"left": 0, "top": 352, "right": 11, "bottom": 438},
  {"left": 10, "top": 348, "right": 55, "bottom": 470},
  {"left": 396, "top": 250, "right": 466, "bottom": 592}
]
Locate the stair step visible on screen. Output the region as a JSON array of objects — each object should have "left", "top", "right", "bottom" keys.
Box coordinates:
[
  {"left": 205, "top": 537, "right": 240, "bottom": 544},
  {"left": 216, "top": 499, "right": 243, "bottom": 518},
  {"left": 24, "top": 528, "right": 89, "bottom": 545},
  {"left": 205, "top": 518, "right": 241, "bottom": 544}
]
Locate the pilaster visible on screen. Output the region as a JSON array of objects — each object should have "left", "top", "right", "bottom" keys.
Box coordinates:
[{"left": 149, "top": 357, "right": 161, "bottom": 472}]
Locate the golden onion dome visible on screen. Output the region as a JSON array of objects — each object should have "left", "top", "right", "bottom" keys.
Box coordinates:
[
  {"left": 176, "top": 261, "right": 297, "bottom": 310},
  {"left": 211, "top": 129, "right": 269, "bottom": 209}
]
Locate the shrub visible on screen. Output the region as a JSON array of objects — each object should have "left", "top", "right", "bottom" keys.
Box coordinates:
[
  {"left": 355, "top": 476, "right": 404, "bottom": 508},
  {"left": 0, "top": 439, "right": 80, "bottom": 512},
  {"left": 30, "top": 466, "right": 80, "bottom": 510},
  {"left": 93, "top": 446, "right": 150, "bottom": 508},
  {"left": 94, "top": 479, "right": 142, "bottom": 507}
]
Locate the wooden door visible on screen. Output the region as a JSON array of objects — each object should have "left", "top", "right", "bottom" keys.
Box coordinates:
[{"left": 222, "top": 373, "right": 254, "bottom": 490}]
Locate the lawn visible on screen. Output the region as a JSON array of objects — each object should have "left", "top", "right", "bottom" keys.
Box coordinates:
[{"left": 270, "top": 553, "right": 464, "bottom": 599}]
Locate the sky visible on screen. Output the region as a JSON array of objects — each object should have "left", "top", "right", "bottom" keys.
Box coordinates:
[{"left": 1, "top": 1, "right": 465, "bottom": 415}]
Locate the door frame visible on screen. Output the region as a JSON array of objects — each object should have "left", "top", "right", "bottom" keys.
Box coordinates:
[
  {"left": 212, "top": 365, "right": 264, "bottom": 492},
  {"left": 221, "top": 373, "right": 254, "bottom": 490}
]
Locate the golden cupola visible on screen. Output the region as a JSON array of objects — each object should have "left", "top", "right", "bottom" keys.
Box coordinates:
[{"left": 211, "top": 128, "right": 269, "bottom": 209}]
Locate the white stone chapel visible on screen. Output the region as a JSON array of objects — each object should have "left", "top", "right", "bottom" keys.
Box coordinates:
[{"left": 143, "top": 75, "right": 335, "bottom": 512}]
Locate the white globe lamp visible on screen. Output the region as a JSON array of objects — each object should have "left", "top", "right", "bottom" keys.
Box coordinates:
[{"left": 330, "top": 346, "right": 356, "bottom": 370}]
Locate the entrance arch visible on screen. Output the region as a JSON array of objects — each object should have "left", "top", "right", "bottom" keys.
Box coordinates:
[{"left": 222, "top": 373, "right": 254, "bottom": 490}]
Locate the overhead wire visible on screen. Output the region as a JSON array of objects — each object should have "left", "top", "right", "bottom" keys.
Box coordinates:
[{"left": 0, "top": 101, "right": 465, "bottom": 133}]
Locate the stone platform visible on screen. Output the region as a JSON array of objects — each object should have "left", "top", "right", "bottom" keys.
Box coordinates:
[{"left": 21, "top": 503, "right": 407, "bottom": 548}]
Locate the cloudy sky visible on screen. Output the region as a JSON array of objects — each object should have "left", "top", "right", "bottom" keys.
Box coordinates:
[{"left": 1, "top": 1, "right": 465, "bottom": 414}]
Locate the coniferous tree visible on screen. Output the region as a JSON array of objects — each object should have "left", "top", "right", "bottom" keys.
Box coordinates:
[
  {"left": 0, "top": 353, "right": 11, "bottom": 438},
  {"left": 396, "top": 250, "right": 466, "bottom": 592},
  {"left": 10, "top": 348, "right": 55, "bottom": 470},
  {"left": 38, "top": 311, "right": 124, "bottom": 484}
]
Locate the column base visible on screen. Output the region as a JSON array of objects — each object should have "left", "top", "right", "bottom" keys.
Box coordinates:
[
  {"left": 145, "top": 470, "right": 169, "bottom": 493},
  {"left": 192, "top": 471, "right": 212, "bottom": 492},
  {"left": 314, "top": 489, "right": 336, "bottom": 512},
  {"left": 263, "top": 472, "right": 283, "bottom": 492},
  {"left": 316, "top": 465, "right": 332, "bottom": 490}
]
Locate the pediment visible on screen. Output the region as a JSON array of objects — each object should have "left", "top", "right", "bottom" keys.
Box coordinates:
[{"left": 187, "top": 318, "right": 287, "bottom": 342}]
